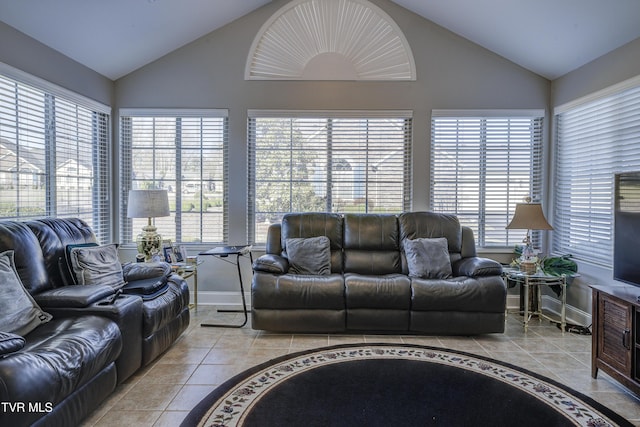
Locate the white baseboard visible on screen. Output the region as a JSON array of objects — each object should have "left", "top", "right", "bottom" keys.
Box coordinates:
[
  {"left": 194, "top": 291, "right": 252, "bottom": 311},
  {"left": 542, "top": 294, "right": 592, "bottom": 327},
  {"left": 506, "top": 294, "right": 520, "bottom": 312},
  {"left": 508, "top": 294, "right": 592, "bottom": 327}
]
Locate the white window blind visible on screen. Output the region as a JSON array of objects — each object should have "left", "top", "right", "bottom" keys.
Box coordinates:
[
  {"left": 0, "top": 69, "right": 111, "bottom": 243},
  {"left": 431, "top": 110, "right": 544, "bottom": 247},
  {"left": 554, "top": 80, "right": 640, "bottom": 267},
  {"left": 120, "top": 109, "right": 228, "bottom": 245},
  {"left": 248, "top": 110, "right": 412, "bottom": 244}
]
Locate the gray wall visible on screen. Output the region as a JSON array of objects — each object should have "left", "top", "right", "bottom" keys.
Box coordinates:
[
  {"left": 552, "top": 37, "right": 640, "bottom": 107},
  {"left": 549, "top": 37, "right": 640, "bottom": 324},
  {"left": 114, "top": 0, "right": 550, "bottom": 302},
  {"left": 12, "top": 0, "right": 638, "bottom": 317},
  {"left": 114, "top": 0, "right": 549, "bottom": 242},
  {"left": 0, "top": 21, "right": 113, "bottom": 106}
]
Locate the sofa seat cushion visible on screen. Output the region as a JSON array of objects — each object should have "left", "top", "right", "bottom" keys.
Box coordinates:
[
  {"left": 411, "top": 276, "right": 506, "bottom": 313},
  {"left": 252, "top": 272, "right": 344, "bottom": 309},
  {"left": 0, "top": 315, "right": 121, "bottom": 405},
  {"left": 345, "top": 273, "right": 411, "bottom": 309}
]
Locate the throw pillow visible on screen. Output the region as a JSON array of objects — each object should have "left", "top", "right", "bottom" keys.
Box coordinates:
[
  {"left": 60, "top": 242, "right": 99, "bottom": 286},
  {"left": 285, "top": 236, "right": 331, "bottom": 275},
  {"left": 68, "top": 243, "right": 126, "bottom": 290},
  {"left": 403, "top": 237, "right": 452, "bottom": 279},
  {"left": 0, "top": 250, "right": 52, "bottom": 336},
  {"left": 0, "top": 331, "right": 26, "bottom": 357}
]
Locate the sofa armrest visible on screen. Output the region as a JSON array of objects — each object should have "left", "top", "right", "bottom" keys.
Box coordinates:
[
  {"left": 33, "top": 285, "right": 115, "bottom": 308},
  {"left": 122, "top": 261, "right": 171, "bottom": 281},
  {"left": 453, "top": 257, "right": 503, "bottom": 278},
  {"left": 253, "top": 254, "right": 289, "bottom": 274}
]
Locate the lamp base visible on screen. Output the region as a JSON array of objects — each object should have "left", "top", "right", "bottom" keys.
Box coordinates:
[
  {"left": 136, "top": 224, "right": 162, "bottom": 262},
  {"left": 519, "top": 260, "right": 537, "bottom": 275}
]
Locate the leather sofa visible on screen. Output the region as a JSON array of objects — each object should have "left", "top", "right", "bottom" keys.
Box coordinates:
[
  {"left": 252, "top": 212, "right": 506, "bottom": 334},
  {"left": 0, "top": 218, "right": 190, "bottom": 427}
]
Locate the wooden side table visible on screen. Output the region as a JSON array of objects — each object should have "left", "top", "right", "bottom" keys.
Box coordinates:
[{"left": 506, "top": 271, "right": 567, "bottom": 331}]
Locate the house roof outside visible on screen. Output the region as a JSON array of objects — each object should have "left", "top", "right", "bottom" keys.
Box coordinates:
[{"left": 0, "top": 138, "right": 93, "bottom": 173}]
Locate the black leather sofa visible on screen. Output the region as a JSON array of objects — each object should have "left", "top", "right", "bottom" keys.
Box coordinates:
[
  {"left": 0, "top": 218, "right": 190, "bottom": 427},
  {"left": 252, "top": 212, "right": 506, "bottom": 334}
]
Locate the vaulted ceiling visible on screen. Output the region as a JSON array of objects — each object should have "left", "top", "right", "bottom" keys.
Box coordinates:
[{"left": 1, "top": 0, "right": 639, "bottom": 81}]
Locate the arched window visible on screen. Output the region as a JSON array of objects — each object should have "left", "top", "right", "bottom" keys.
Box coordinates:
[{"left": 246, "top": 0, "right": 416, "bottom": 81}]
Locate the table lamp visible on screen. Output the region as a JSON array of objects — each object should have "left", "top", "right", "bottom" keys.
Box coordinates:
[
  {"left": 506, "top": 197, "right": 553, "bottom": 273},
  {"left": 127, "top": 189, "right": 170, "bottom": 261}
]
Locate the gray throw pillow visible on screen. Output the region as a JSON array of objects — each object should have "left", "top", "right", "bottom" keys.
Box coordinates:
[
  {"left": 0, "top": 250, "right": 52, "bottom": 336},
  {"left": 403, "top": 237, "right": 452, "bottom": 279},
  {"left": 285, "top": 236, "right": 331, "bottom": 275},
  {"left": 68, "top": 243, "right": 126, "bottom": 290}
]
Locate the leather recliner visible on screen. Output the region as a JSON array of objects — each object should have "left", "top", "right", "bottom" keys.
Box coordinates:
[
  {"left": 0, "top": 218, "right": 190, "bottom": 426},
  {"left": 252, "top": 212, "right": 506, "bottom": 335}
]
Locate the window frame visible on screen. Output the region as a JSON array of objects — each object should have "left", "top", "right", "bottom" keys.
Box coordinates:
[
  {"left": 552, "top": 76, "right": 640, "bottom": 268},
  {"left": 119, "top": 108, "right": 229, "bottom": 246},
  {"left": 430, "top": 109, "right": 545, "bottom": 249},
  {"left": 0, "top": 63, "right": 112, "bottom": 242},
  {"left": 247, "top": 109, "right": 413, "bottom": 244}
]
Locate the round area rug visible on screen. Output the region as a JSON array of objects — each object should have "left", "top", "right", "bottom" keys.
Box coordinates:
[{"left": 182, "top": 344, "right": 632, "bottom": 427}]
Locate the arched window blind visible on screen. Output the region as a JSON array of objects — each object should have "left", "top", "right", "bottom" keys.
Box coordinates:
[
  {"left": 248, "top": 110, "right": 412, "bottom": 244},
  {"left": 431, "top": 110, "right": 544, "bottom": 248},
  {"left": 553, "top": 78, "right": 640, "bottom": 267}
]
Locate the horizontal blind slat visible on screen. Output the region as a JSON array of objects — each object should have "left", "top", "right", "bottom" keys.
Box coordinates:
[
  {"left": 431, "top": 114, "right": 544, "bottom": 247},
  {"left": 120, "top": 112, "right": 228, "bottom": 245},
  {"left": 248, "top": 113, "right": 412, "bottom": 244},
  {"left": 554, "top": 82, "right": 640, "bottom": 266}
]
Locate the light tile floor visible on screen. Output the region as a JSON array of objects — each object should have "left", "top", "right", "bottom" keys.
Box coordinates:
[{"left": 82, "top": 307, "right": 640, "bottom": 426}]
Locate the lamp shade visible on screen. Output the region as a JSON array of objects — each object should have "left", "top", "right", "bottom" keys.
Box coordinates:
[
  {"left": 127, "top": 189, "right": 170, "bottom": 218},
  {"left": 506, "top": 202, "right": 553, "bottom": 230}
]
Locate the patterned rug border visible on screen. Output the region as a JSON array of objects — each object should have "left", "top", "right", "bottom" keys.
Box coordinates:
[{"left": 181, "top": 343, "right": 632, "bottom": 427}]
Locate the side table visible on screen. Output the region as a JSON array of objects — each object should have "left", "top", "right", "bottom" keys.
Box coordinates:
[
  {"left": 198, "top": 245, "right": 253, "bottom": 328},
  {"left": 171, "top": 256, "right": 201, "bottom": 310},
  {"left": 505, "top": 271, "right": 567, "bottom": 332}
]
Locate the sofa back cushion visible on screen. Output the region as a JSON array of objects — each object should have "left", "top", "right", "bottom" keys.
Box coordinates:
[
  {"left": 0, "top": 221, "right": 49, "bottom": 295},
  {"left": 281, "top": 213, "right": 343, "bottom": 273},
  {"left": 398, "top": 212, "right": 463, "bottom": 268},
  {"left": 26, "top": 218, "right": 97, "bottom": 289},
  {"left": 343, "top": 214, "right": 401, "bottom": 274}
]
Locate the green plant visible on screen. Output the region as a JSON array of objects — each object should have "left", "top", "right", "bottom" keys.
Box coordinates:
[{"left": 540, "top": 254, "right": 577, "bottom": 277}]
